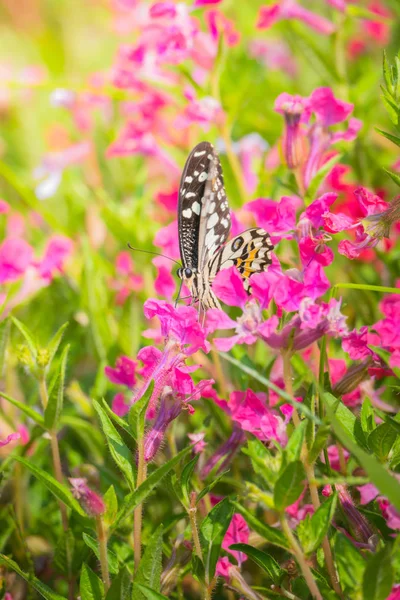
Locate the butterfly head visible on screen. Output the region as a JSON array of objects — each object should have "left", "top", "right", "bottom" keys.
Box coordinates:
[{"left": 177, "top": 266, "right": 195, "bottom": 282}]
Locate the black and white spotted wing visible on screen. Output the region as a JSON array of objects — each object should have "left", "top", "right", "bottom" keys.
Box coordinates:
[{"left": 178, "top": 141, "right": 231, "bottom": 271}]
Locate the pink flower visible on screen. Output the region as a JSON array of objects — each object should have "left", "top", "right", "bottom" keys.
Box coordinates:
[
  {"left": 175, "top": 93, "right": 224, "bottom": 131},
  {"left": 245, "top": 196, "right": 299, "bottom": 241},
  {"left": 112, "top": 392, "right": 131, "bottom": 417},
  {"left": 0, "top": 432, "right": 21, "bottom": 447},
  {"left": 69, "top": 478, "right": 105, "bottom": 516},
  {"left": 342, "top": 327, "right": 372, "bottom": 361},
  {"left": 153, "top": 257, "right": 176, "bottom": 300},
  {"left": 206, "top": 9, "right": 240, "bottom": 47},
  {"left": 249, "top": 39, "right": 297, "bottom": 77},
  {"left": 234, "top": 133, "right": 268, "bottom": 195},
  {"left": 144, "top": 299, "right": 209, "bottom": 355},
  {"left": 357, "top": 483, "right": 379, "bottom": 505},
  {"left": 34, "top": 142, "right": 91, "bottom": 200},
  {"left": 387, "top": 585, "right": 400, "bottom": 600},
  {"left": 188, "top": 432, "right": 207, "bottom": 453},
  {"left": 257, "top": 0, "right": 336, "bottom": 35},
  {"left": 0, "top": 238, "right": 33, "bottom": 284},
  {"left": 0, "top": 199, "right": 10, "bottom": 214},
  {"left": 202, "top": 423, "right": 246, "bottom": 477},
  {"left": 105, "top": 356, "right": 137, "bottom": 388},
  {"left": 154, "top": 220, "right": 180, "bottom": 260},
  {"left": 308, "top": 87, "right": 353, "bottom": 127},
  {"left": 378, "top": 499, "right": 400, "bottom": 531},
  {"left": 37, "top": 235, "right": 73, "bottom": 281},
  {"left": 194, "top": 0, "right": 222, "bottom": 5},
  {"left": 222, "top": 513, "right": 249, "bottom": 565},
  {"left": 111, "top": 251, "right": 144, "bottom": 305},
  {"left": 155, "top": 187, "right": 178, "bottom": 212}
]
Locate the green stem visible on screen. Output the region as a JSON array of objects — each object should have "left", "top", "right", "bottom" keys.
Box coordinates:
[
  {"left": 133, "top": 434, "right": 147, "bottom": 572},
  {"left": 96, "top": 515, "right": 110, "bottom": 591},
  {"left": 189, "top": 493, "right": 203, "bottom": 561},
  {"left": 280, "top": 515, "right": 322, "bottom": 600}
]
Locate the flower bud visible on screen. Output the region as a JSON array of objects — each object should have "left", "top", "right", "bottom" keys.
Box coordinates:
[
  {"left": 37, "top": 348, "right": 50, "bottom": 368},
  {"left": 332, "top": 357, "right": 373, "bottom": 396},
  {"left": 69, "top": 478, "right": 105, "bottom": 517},
  {"left": 337, "top": 484, "right": 374, "bottom": 544}
]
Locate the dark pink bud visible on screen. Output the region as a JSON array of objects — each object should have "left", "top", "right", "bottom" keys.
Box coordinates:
[
  {"left": 69, "top": 478, "right": 105, "bottom": 517},
  {"left": 337, "top": 484, "right": 374, "bottom": 544}
]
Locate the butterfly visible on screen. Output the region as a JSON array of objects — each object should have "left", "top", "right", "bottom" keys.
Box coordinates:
[{"left": 176, "top": 141, "right": 274, "bottom": 312}]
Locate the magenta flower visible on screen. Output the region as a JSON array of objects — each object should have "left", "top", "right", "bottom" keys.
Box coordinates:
[
  {"left": 110, "top": 251, "right": 144, "bottom": 305},
  {"left": 202, "top": 423, "right": 246, "bottom": 477},
  {"left": 249, "top": 39, "right": 297, "bottom": 77},
  {"left": 194, "top": 0, "right": 222, "bottom": 6},
  {"left": 358, "top": 480, "right": 400, "bottom": 531},
  {"left": 175, "top": 92, "right": 224, "bottom": 131},
  {"left": 387, "top": 585, "right": 400, "bottom": 600},
  {"left": 69, "top": 478, "right": 105, "bottom": 517},
  {"left": 0, "top": 238, "right": 33, "bottom": 284},
  {"left": 0, "top": 432, "right": 21, "bottom": 447},
  {"left": 206, "top": 9, "right": 240, "bottom": 47},
  {"left": 222, "top": 513, "right": 249, "bottom": 565},
  {"left": 105, "top": 356, "right": 137, "bottom": 388},
  {"left": 257, "top": 0, "right": 336, "bottom": 35},
  {"left": 154, "top": 220, "right": 180, "bottom": 260},
  {"left": 36, "top": 235, "right": 73, "bottom": 281},
  {"left": 244, "top": 195, "right": 300, "bottom": 241},
  {"left": 112, "top": 392, "right": 131, "bottom": 417},
  {"left": 153, "top": 257, "right": 176, "bottom": 300},
  {"left": 233, "top": 133, "right": 268, "bottom": 195},
  {"left": 188, "top": 432, "right": 207, "bottom": 453}
]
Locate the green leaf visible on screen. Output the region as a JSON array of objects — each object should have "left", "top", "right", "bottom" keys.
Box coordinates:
[
  {"left": 13, "top": 456, "right": 86, "bottom": 516},
  {"left": 383, "top": 50, "right": 393, "bottom": 91},
  {"left": 82, "top": 533, "right": 120, "bottom": 575},
  {"left": 106, "top": 567, "right": 132, "bottom": 600},
  {"left": 93, "top": 401, "right": 135, "bottom": 491},
  {"left": 46, "top": 322, "right": 69, "bottom": 367},
  {"left": 112, "top": 446, "right": 191, "bottom": 531},
  {"left": 335, "top": 533, "right": 365, "bottom": 594},
  {"left": 0, "top": 318, "right": 10, "bottom": 379},
  {"left": 323, "top": 392, "right": 357, "bottom": 443},
  {"left": 128, "top": 381, "right": 154, "bottom": 441},
  {"left": 361, "top": 397, "right": 376, "bottom": 435},
  {"left": 273, "top": 461, "right": 306, "bottom": 512},
  {"left": 369, "top": 345, "right": 400, "bottom": 379},
  {"left": 132, "top": 525, "right": 163, "bottom": 600},
  {"left": 80, "top": 563, "right": 105, "bottom": 600},
  {"left": 100, "top": 399, "right": 135, "bottom": 441},
  {"left": 297, "top": 494, "right": 337, "bottom": 555},
  {"left": 229, "top": 543, "right": 284, "bottom": 585},
  {"left": 368, "top": 422, "right": 398, "bottom": 461},
  {"left": 375, "top": 127, "right": 400, "bottom": 148},
  {"left": 196, "top": 470, "right": 227, "bottom": 504},
  {"left": 362, "top": 546, "right": 393, "bottom": 600},
  {"left": 0, "top": 391, "right": 45, "bottom": 427},
  {"left": 325, "top": 407, "right": 400, "bottom": 512},
  {"left": 181, "top": 454, "right": 199, "bottom": 505},
  {"left": 132, "top": 585, "right": 168, "bottom": 600},
  {"left": 45, "top": 344, "right": 69, "bottom": 430},
  {"left": 199, "top": 497, "right": 234, "bottom": 584},
  {"left": 308, "top": 424, "right": 330, "bottom": 464},
  {"left": 220, "top": 354, "right": 321, "bottom": 423},
  {"left": 230, "top": 501, "right": 289, "bottom": 549},
  {"left": 11, "top": 316, "right": 37, "bottom": 359},
  {"left": 242, "top": 439, "right": 282, "bottom": 485},
  {"left": 103, "top": 485, "right": 118, "bottom": 527},
  {"left": 284, "top": 420, "right": 306, "bottom": 463},
  {"left": 0, "top": 554, "right": 67, "bottom": 599}
]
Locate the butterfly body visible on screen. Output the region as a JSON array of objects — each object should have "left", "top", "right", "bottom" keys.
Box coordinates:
[{"left": 177, "top": 141, "right": 274, "bottom": 311}]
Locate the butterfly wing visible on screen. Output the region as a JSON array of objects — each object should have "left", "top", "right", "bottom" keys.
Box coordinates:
[
  {"left": 205, "top": 228, "right": 274, "bottom": 292},
  {"left": 178, "top": 141, "right": 231, "bottom": 271}
]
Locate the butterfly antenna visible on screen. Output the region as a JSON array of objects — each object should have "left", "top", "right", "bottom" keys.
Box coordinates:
[{"left": 127, "top": 243, "right": 181, "bottom": 267}]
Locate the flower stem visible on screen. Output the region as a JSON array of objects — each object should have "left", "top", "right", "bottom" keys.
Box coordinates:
[
  {"left": 280, "top": 515, "right": 322, "bottom": 600},
  {"left": 189, "top": 493, "right": 203, "bottom": 561},
  {"left": 134, "top": 433, "right": 147, "bottom": 572},
  {"left": 282, "top": 353, "right": 343, "bottom": 598},
  {"left": 96, "top": 515, "right": 110, "bottom": 591}
]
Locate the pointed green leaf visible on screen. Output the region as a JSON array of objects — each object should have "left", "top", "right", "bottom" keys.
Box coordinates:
[
  {"left": 284, "top": 420, "right": 306, "bottom": 463},
  {"left": 132, "top": 525, "right": 163, "bottom": 600},
  {"left": 93, "top": 401, "right": 135, "bottom": 491},
  {"left": 100, "top": 399, "right": 135, "bottom": 441},
  {"left": 200, "top": 497, "right": 234, "bottom": 584},
  {"left": 368, "top": 422, "right": 398, "bottom": 461},
  {"left": 308, "top": 424, "right": 331, "bottom": 464},
  {"left": 323, "top": 392, "right": 357, "bottom": 443},
  {"left": 181, "top": 454, "right": 199, "bottom": 505},
  {"left": 242, "top": 439, "right": 282, "bottom": 485},
  {"left": 273, "top": 461, "right": 306, "bottom": 512},
  {"left": 230, "top": 501, "right": 289, "bottom": 549},
  {"left": 47, "top": 322, "right": 69, "bottom": 367},
  {"left": 132, "top": 585, "right": 168, "bottom": 600},
  {"left": 196, "top": 470, "right": 227, "bottom": 504},
  {"left": 103, "top": 485, "right": 118, "bottom": 527},
  {"left": 305, "top": 154, "right": 342, "bottom": 203},
  {"left": 128, "top": 381, "right": 154, "bottom": 441},
  {"left": 361, "top": 397, "right": 376, "bottom": 435},
  {"left": 80, "top": 563, "right": 105, "bottom": 600},
  {"left": 112, "top": 446, "right": 190, "bottom": 531},
  {"left": 0, "top": 554, "right": 67, "bottom": 599},
  {"left": 0, "top": 392, "right": 44, "bottom": 427},
  {"left": 335, "top": 533, "right": 365, "bottom": 594},
  {"left": 11, "top": 316, "right": 37, "bottom": 359},
  {"left": 82, "top": 534, "right": 120, "bottom": 575},
  {"left": 362, "top": 546, "right": 393, "bottom": 600},
  {"left": 106, "top": 567, "right": 132, "bottom": 600},
  {"left": 229, "top": 543, "right": 285, "bottom": 585},
  {"left": 45, "top": 344, "right": 70, "bottom": 431},
  {"left": 297, "top": 494, "right": 337, "bottom": 555},
  {"left": 13, "top": 456, "right": 86, "bottom": 516},
  {"left": 375, "top": 127, "right": 400, "bottom": 148}
]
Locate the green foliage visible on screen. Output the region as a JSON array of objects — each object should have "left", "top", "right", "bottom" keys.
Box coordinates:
[
  {"left": 273, "top": 461, "right": 306, "bottom": 512},
  {"left": 132, "top": 525, "right": 163, "bottom": 600},
  {"left": 80, "top": 564, "right": 105, "bottom": 600},
  {"left": 199, "top": 498, "right": 234, "bottom": 584}
]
